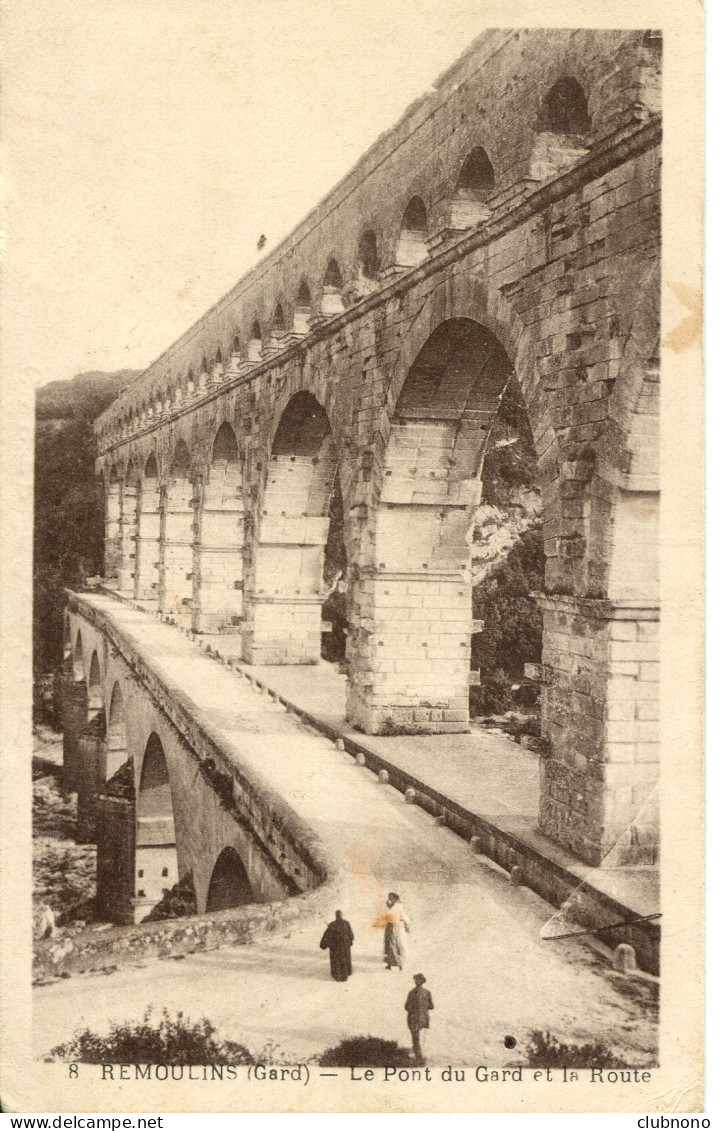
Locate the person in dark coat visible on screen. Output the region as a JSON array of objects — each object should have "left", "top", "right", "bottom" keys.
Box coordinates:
[
  {"left": 320, "top": 910, "right": 354, "bottom": 981},
  {"left": 405, "top": 973, "right": 434, "bottom": 1063}
]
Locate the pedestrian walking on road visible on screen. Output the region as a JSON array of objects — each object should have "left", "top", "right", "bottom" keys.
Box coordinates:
[
  {"left": 405, "top": 973, "right": 434, "bottom": 1064},
  {"left": 377, "top": 891, "right": 410, "bottom": 970},
  {"left": 320, "top": 910, "right": 354, "bottom": 981}
]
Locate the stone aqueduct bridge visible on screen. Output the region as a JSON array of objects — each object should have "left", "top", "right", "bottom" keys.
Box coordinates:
[{"left": 83, "top": 28, "right": 661, "bottom": 883}]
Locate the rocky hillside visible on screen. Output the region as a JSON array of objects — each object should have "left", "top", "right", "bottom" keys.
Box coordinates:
[{"left": 469, "top": 379, "right": 544, "bottom": 716}]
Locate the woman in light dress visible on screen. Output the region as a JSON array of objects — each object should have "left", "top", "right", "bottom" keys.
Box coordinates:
[{"left": 382, "top": 891, "right": 410, "bottom": 970}]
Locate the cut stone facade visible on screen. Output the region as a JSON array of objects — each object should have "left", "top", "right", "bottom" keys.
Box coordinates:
[{"left": 91, "top": 29, "right": 661, "bottom": 867}]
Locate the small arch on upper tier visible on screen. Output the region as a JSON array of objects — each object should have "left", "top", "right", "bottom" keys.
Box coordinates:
[
  {"left": 450, "top": 147, "right": 495, "bottom": 229},
  {"left": 321, "top": 258, "right": 345, "bottom": 316},
  {"left": 541, "top": 76, "right": 592, "bottom": 136},
  {"left": 396, "top": 196, "right": 429, "bottom": 268},
  {"left": 294, "top": 279, "right": 312, "bottom": 333},
  {"left": 531, "top": 77, "right": 592, "bottom": 180},
  {"left": 248, "top": 320, "right": 263, "bottom": 363},
  {"left": 357, "top": 230, "right": 381, "bottom": 292},
  {"left": 212, "top": 421, "right": 240, "bottom": 465},
  {"left": 272, "top": 303, "right": 286, "bottom": 335}
]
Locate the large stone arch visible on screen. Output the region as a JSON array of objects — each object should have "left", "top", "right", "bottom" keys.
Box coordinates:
[
  {"left": 244, "top": 390, "right": 342, "bottom": 664},
  {"left": 346, "top": 315, "right": 527, "bottom": 735},
  {"left": 135, "top": 454, "right": 161, "bottom": 601},
  {"left": 119, "top": 461, "right": 140, "bottom": 594},
  {"left": 161, "top": 440, "right": 196, "bottom": 621},
  {"left": 387, "top": 272, "right": 540, "bottom": 452},
  {"left": 134, "top": 732, "right": 180, "bottom": 922},
  {"left": 195, "top": 422, "right": 245, "bottom": 634},
  {"left": 104, "top": 468, "right": 122, "bottom": 582}
]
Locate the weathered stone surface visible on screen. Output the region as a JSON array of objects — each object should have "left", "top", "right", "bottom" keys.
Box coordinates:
[{"left": 88, "top": 29, "right": 660, "bottom": 867}]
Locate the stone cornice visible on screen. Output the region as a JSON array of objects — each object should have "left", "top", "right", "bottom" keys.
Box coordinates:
[{"left": 536, "top": 594, "right": 660, "bottom": 620}]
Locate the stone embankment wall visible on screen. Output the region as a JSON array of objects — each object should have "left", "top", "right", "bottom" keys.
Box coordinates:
[{"left": 34, "top": 863, "right": 342, "bottom": 982}]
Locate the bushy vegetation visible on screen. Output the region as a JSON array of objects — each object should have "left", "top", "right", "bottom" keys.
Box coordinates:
[
  {"left": 480, "top": 376, "right": 539, "bottom": 506},
  {"left": 142, "top": 874, "right": 198, "bottom": 923},
  {"left": 469, "top": 376, "right": 545, "bottom": 719},
  {"left": 321, "top": 477, "right": 348, "bottom": 663},
  {"left": 103, "top": 758, "right": 136, "bottom": 801},
  {"left": 524, "top": 1029, "right": 630, "bottom": 1068},
  {"left": 471, "top": 527, "right": 545, "bottom": 717},
  {"left": 46, "top": 1009, "right": 253, "bottom": 1064},
  {"left": 34, "top": 371, "right": 135, "bottom": 681},
  {"left": 318, "top": 1035, "right": 415, "bottom": 1067}
]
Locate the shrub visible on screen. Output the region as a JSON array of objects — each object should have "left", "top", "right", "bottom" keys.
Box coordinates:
[
  {"left": 142, "top": 874, "right": 198, "bottom": 922},
  {"left": 318, "top": 1036, "right": 415, "bottom": 1067},
  {"left": 471, "top": 527, "right": 545, "bottom": 716},
  {"left": 524, "top": 1029, "right": 630, "bottom": 1068},
  {"left": 45, "top": 1008, "right": 253, "bottom": 1064}
]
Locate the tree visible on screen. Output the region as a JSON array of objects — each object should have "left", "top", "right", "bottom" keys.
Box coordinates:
[{"left": 34, "top": 371, "right": 136, "bottom": 679}]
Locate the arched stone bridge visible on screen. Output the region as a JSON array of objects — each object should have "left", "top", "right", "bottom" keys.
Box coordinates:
[
  {"left": 91, "top": 28, "right": 661, "bottom": 871},
  {"left": 56, "top": 593, "right": 335, "bottom": 928}
]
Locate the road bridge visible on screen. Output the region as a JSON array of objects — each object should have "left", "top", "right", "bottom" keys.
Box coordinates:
[
  {"left": 42, "top": 591, "right": 658, "bottom": 1064},
  {"left": 90, "top": 28, "right": 661, "bottom": 870}
]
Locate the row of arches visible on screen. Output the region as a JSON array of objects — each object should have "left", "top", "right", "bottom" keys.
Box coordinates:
[
  {"left": 100, "top": 75, "right": 596, "bottom": 444},
  {"left": 91, "top": 282, "right": 660, "bottom": 866},
  {"left": 63, "top": 632, "right": 261, "bottom": 921},
  {"left": 107, "top": 421, "right": 246, "bottom": 631},
  {"left": 102, "top": 317, "right": 550, "bottom": 701},
  {"left": 100, "top": 305, "right": 658, "bottom": 700}
]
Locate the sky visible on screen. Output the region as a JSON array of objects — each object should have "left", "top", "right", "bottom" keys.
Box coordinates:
[{"left": 4, "top": 0, "right": 492, "bottom": 388}]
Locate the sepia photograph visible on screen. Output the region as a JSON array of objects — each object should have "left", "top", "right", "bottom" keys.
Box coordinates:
[{"left": 0, "top": 0, "right": 704, "bottom": 1116}]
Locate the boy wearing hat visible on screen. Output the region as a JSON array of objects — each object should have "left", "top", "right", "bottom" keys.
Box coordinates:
[{"left": 405, "top": 973, "right": 434, "bottom": 1064}]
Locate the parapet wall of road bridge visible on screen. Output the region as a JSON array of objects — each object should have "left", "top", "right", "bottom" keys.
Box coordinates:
[{"left": 91, "top": 28, "right": 661, "bottom": 867}]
